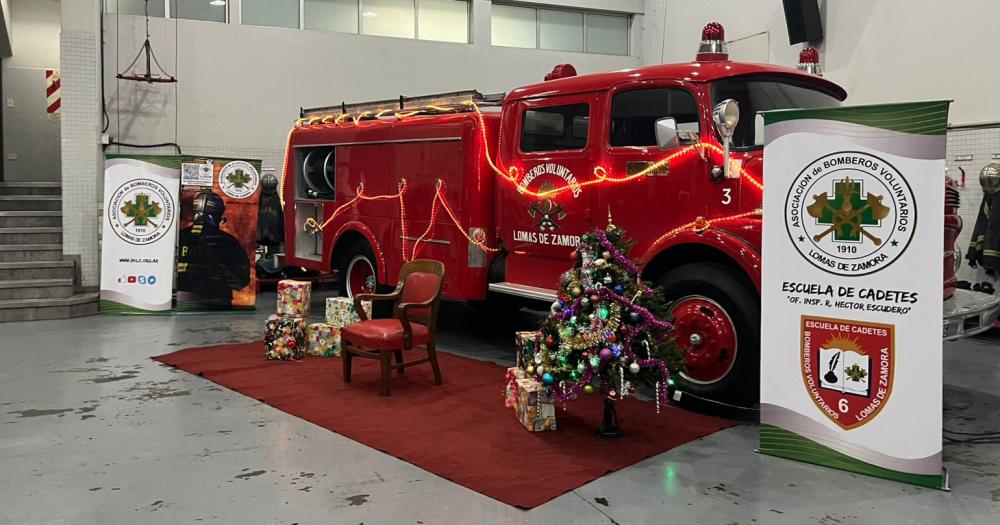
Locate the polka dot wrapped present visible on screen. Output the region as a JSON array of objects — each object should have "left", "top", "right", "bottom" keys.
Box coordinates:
[
  {"left": 324, "top": 297, "right": 372, "bottom": 329},
  {"left": 306, "top": 322, "right": 341, "bottom": 357},
  {"left": 276, "top": 279, "right": 312, "bottom": 317},
  {"left": 264, "top": 314, "right": 306, "bottom": 360}
]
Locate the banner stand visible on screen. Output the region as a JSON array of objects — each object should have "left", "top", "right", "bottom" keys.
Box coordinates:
[{"left": 759, "top": 101, "right": 950, "bottom": 489}]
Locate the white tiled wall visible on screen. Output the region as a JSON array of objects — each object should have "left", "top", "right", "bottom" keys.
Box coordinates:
[
  {"left": 946, "top": 125, "right": 1000, "bottom": 285},
  {"left": 59, "top": 31, "right": 102, "bottom": 289}
]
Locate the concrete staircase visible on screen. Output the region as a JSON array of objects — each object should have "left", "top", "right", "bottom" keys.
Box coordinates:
[{"left": 0, "top": 182, "right": 98, "bottom": 322}]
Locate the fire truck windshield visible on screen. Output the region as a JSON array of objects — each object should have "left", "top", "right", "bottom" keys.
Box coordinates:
[{"left": 712, "top": 77, "right": 842, "bottom": 149}]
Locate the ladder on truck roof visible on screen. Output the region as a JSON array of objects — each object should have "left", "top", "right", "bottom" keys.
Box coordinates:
[{"left": 299, "top": 90, "right": 505, "bottom": 120}]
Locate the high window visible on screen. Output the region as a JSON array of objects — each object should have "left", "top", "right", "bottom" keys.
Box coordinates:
[
  {"left": 492, "top": 3, "right": 629, "bottom": 56},
  {"left": 105, "top": 1, "right": 470, "bottom": 44},
  {"left": 521, "top": 104, "right": 590, "bottom": 153}
]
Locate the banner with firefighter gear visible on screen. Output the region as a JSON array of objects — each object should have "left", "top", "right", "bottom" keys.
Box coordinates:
[
  {"left": 760, "top": 101, "right": 949, "bottom": 488},
  {"left": 100, "top": 155, "right": 181, "bottom": 314},
  {"left": 176, "top": 156, "right": 262, "bottom": 311}
]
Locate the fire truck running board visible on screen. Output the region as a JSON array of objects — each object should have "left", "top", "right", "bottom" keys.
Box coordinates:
[{"left": 489, "top": 282, "right": 557, "bottom": 302}]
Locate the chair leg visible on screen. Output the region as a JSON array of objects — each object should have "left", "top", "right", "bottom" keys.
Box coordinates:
[
  {"left": 394, "top": 349, "right": 405, "bottom": 375},
  {"left": 379, "top": 351, "right": 392, "bottom": 396},
  {"left": 343, "top": 349, "right": 353, "bottom": 384},
  {"left": 427, "top": 342, "right": 443, "bottom": 386}
]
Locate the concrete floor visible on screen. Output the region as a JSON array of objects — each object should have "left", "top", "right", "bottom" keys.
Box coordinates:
[{"left": 1, "top": 290, "right": 998, "bottom": 525}]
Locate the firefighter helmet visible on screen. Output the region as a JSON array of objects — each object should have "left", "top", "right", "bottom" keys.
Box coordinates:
[
  {"left": 260, "top": 172, "right": 278, "bottom": 195},
  {"left": 192, "top": 191, "right": 226, "bottom": 225},
  {"left": 980, "top": 163, "right": 1000, "bottom": 194}
]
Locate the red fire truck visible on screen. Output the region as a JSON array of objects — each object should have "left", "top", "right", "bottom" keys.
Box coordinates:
[{"left": 281, "top": 23, "right": 999, "bottom": 406}]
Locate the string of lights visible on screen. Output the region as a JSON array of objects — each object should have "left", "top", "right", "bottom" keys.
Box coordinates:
[{"left": 284, "top": 98, "right": 766, "bottom": 264}]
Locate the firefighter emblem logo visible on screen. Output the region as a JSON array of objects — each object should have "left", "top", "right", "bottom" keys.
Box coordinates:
[
  {"left": 785, "top": 151, "right": 916, "bottom": 276},
  {"left": 108, "top": 178, "right": 176, "bottom": 245},
  {"left": 801, "top": 316, "right": 894, "bottom": 430},
  {"left": 528, "top": 181, "right": 566, "bottom": 231},
  {"left": 218, "top": 160, "right": 259, "bottom": 199}
]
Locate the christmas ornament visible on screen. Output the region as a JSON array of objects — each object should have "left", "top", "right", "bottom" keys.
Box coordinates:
[
  {"left": 571, "top": 286, "right": 582, "bottom": 297},
  {"left": 603, "top": 275, "right": 613, "bottom": 284},
  {"left": 599, "top": 348, "right": 613, "bottom": 361},
  {"left": 526, "top": 365, "right": 535, "bottom": 375},
  {"left": 534, "top": 353, "right": 543, "bottom": 364},
  {"left": 570, "top": 250, "right": 578, "bottom": 260},
  {"left": 577, "top": 363, "right": 586, "bottom": 373},
  {"left": 545, "top": 335, "right": 555, "bottom": 346},
  {"left": 542, "top": 373, "right": 554, "bottom": 385},
  {"left": 602, "top": 251, "right": 611, "bottom": 260},
  {"left": 589, "top": 357, "right": 600, "bottom": 367},
  {"left": 614, "top": 284, "right": 624, "bottom": 294},
  {"left": 629, "top": 362, "right": 641, "bottom": 374},
  {"left": 536, "top": 365, "right": 545, "bottom": 376},
  {"left": 583, "top": 384, "right": 595, "bottom": 395},
  {"left": 594, "top": 258, "right": 606, "bottom": 267}
]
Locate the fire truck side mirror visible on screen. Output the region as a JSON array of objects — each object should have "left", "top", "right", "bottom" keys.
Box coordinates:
[{"left": 654, "top": 117, "right": 680, "bottom": 150}]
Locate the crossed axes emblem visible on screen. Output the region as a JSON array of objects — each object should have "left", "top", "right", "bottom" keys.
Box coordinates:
[{"left": 806, "top": 177, "right": 890, "bottom": 246}]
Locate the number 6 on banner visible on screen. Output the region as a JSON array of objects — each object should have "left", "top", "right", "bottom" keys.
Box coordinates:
[{"left": 838, "top": 398, "right": 849, "bottom": 413}]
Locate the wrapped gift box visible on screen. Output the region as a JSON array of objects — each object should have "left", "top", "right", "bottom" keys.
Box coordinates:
[
  {"left": 264, "top": 314, "right": 306, "bottom": 360},
  {"left": 325, "top": 297, "right": 372, "bottom": 328},
  {"left": 306, "top": 322, "right": 341, "bottom": 357},
  {"left": 277, "top": 280, "right": 312, "bottom": 317},
  {"left": 503, "top": 367, "right": 526, "bottom": 409},
  {"left": 515, "top": 378, "right": 557, "bottom": 431},
  {"left": 514, "top": 331, "right": 541, "bottom": 369}
]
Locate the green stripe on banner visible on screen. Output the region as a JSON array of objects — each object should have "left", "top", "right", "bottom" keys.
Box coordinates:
[
  {"left": 759, "top": 425, "right": 943, "bottom": 489},
  {"left": 100, "top": 299, "right": 173, "bottom": 316},
  {"left": 764, "top": 100, "right": 951, "bottom": 135},
  {"left": 104, "top": 153, "right": 181, "bottom": 169}
]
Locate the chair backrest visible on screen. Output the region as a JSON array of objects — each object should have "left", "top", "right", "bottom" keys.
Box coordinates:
[{"left": 396, "top": 259, "right": 444, "bottom": 326}]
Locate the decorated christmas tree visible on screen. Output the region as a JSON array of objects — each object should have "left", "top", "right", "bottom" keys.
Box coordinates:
[{"left": 526, "top": 215, "right": 684, "bottom": 435}]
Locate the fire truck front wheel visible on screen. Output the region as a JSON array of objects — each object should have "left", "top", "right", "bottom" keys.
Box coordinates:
[
  {"left": 337, "top": 242, "right": 379, "bottom": 299},
  {"left": 658, "top": 263, "right": 760, "bottom": 407}
]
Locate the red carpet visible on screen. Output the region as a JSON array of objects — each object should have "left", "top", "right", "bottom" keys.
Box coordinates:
[{"left": 154, "top": 341, "right": 734, "bottom": 508}]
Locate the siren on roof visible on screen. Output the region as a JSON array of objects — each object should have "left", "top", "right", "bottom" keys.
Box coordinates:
[
  {"left": 797, "top": 47, "right": 822, "bottom": 76},
  {"left": 545, "top": 63, "right": 577, "bottom": 81},
  {"left": 696, "top": 22, "right": 729, "bottom": 62}
]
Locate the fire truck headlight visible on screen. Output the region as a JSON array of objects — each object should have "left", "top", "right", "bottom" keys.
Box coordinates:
[{"left": 713, "top": 99, "right": 740, "bottom": 138}]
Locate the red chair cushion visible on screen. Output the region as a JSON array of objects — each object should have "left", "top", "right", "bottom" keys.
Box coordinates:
[
  {"left": 342, "top": 319, "right": 430, "bottom": 350},
  {"left": 401, "top": 272, "right": 440, "bottom": 319}
]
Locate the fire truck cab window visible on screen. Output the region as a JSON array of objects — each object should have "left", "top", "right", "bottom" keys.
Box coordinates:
[
  {"left": 521, "top": 104, "right": 590, "bottom": 152},
  {"left": 609, "top": 88, "right": 699, "bottom": 147},
  {"left": 712, "top": 78, "right": 841, "bottom": 149}
]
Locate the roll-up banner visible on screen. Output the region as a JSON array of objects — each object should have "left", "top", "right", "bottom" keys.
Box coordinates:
[
  {"left": 100, "top": 155, "right": 181, "bottom": 314},
  {"left": 175, "top": 156, "right": 261, "bottom": 312},
  {"left": 760, "top": 101, "right": 949, "bottom": 489}
]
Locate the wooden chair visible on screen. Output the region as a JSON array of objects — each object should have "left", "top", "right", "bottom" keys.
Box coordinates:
[{"left": 341, "top": 259, "right": 445, "bottom": 396}]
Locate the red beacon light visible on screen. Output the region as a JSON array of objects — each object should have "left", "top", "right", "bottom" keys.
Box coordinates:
[
  {"left": 544, "top": 63, "right": 577, "bottom": 81},
  {"left": 696, "top": 22, "right": 729, "bottom": 62},
  {"left": 797, "top": 47, "right": 822, "bottom": 76}
]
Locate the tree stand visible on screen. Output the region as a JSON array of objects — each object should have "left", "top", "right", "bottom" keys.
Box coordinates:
[{"left": 597, "top": 397, "right": 625, "bottom": 438}]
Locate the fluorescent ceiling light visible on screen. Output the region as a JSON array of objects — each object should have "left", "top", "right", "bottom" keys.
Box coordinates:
[
  {"left": 209, "top": 0, "right": 226, "bottom": 6},
  {"left": 362, "top": 11, "right": 378, "bottom": 17}
]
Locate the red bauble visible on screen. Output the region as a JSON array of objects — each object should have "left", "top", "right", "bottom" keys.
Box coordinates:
[
  {"left": 609, "top": 333, "right": 618, "bottom": 343},
  {"left": 570, "top": 250, "right": 578, "bottom": 260},
  {"left": 545, "top": 335, "right": 555, "bottom": 346},
  {"left": 620, "top": 325, "right": 628, "bottom": 334}
]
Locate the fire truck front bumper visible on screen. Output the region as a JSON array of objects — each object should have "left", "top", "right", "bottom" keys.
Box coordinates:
[{"left": 943, "top": 289, "right": 1000, "bottom": 341}]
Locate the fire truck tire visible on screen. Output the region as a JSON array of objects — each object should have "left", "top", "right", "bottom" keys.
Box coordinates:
[
  {"left": 336, "top": 241, "right": 379, "bottom": 300},
  {"left": 658, "top": 262, "right": 760, "bottom": 407}
]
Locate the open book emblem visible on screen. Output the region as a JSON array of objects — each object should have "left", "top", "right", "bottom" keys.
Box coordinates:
[{"left": 801, "top": 316, "right": 894, "bottom": 430}]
